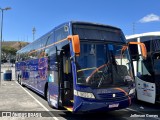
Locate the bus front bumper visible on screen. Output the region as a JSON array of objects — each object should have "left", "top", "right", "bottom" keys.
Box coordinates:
[{"left": 73, "top": 97, "right": 132, "bottom": 113}]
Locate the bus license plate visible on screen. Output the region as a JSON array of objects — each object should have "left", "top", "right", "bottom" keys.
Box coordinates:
[{"left": 109, "top": 103, "right": 119, "bottom": 108}]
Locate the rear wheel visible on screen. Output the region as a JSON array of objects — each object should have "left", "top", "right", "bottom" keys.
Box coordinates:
[
  {"left": 17, "top": 75, "right": 20, "bottom": 83},
  {"left": 46, "top": 87, "right": 52, "bottom": 107},
  {"left": 47, "top": 88, "right": 50, "bottom": 102},
  {"left": 19, "top": 76, "right": 24, "bottom": 87}
]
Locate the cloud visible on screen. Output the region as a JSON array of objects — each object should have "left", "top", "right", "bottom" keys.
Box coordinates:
[{"left": 139, "top": 14, "right": 160, "bottom": 23}]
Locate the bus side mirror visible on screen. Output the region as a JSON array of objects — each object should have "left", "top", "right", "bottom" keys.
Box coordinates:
[
  {"left": 67, "top": 35, "right": 80, "bottom": 56},
  {"left": 129, "top": 42, "right": 147, "bottom": 60},
  {"left": 121, "top": 45, "right": 128, "bottom": 54}
]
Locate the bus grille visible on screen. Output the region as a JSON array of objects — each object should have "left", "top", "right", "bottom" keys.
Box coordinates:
[{"left": 98, "top": 92, "right": 127, "bottom": 101}]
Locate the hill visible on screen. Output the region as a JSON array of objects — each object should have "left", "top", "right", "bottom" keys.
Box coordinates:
[{"left": 2, "top": 41, "right": 29, "bottom": 50}]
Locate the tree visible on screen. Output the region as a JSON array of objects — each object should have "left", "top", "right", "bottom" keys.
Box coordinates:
[{"left": 2, "top": 46, "right": 17, "bottom": 62}]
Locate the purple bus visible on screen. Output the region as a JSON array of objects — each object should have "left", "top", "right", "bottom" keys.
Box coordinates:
[{"left": 15, "top": 21, "right": 146, "bottom": 112}]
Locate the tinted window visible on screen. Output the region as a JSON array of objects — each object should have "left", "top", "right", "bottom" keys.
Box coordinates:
[
  {"left": 143, "top": 40, "right": 151, "bottom": 52},
  {"left": 46, "top": 33, "right": 54, "bottom": 46},
  {"left": 73, "top": 24, "right": 125, "bottom": 42},
  {"left": 55, "top": 26, "right": 69, "bottom": 42},
  {"left": 153, "top": 39, "right": 160, "bottom": 52}
]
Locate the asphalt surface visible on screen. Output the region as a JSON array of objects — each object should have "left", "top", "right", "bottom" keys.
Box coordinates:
[{"left": 0, "top": 64, "right": 160, "bottom": 120}]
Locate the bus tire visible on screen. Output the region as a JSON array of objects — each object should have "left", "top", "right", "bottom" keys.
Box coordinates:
[
  {"left": 46, "top": 87, "right": 52, "bottom": 107},
  {"left": 17, "top": 75, "right": 19, "bottom": 83},
  {"left": 17, "top": 74, "right": 21, "bottom": 84},
  {"left": 44, "top": 83, "right": 51, "bottom": 106},
  {"left": 19, "top": 77, "right": 24, "bottom": 87},
  {"left": 134, "top": 89, "right": 138, "bottom": 103}
]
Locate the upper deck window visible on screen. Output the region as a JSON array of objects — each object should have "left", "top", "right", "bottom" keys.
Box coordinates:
[{"left": 72, "top": 24, "right": 125, "bottom": 43}]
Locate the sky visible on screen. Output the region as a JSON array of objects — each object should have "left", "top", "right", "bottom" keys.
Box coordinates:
[{"left": 0, "top": 0, "right": 160, "bottom": 42}]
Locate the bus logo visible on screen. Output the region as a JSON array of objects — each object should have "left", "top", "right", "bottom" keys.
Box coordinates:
[{"left": 113, "top": 94, "right": 116, "bottom": 97}]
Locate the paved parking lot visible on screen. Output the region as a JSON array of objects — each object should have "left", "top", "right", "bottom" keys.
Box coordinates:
[{"left": 0, "top": 64, "right": 60, "bottom": 120}]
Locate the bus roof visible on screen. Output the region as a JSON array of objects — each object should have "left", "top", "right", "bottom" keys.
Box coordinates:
[
  {"left": 17, "top": 21, "right": 122, "bottom": 53},
  {"left": 126, "top": 31, "right": 160, "bottom": 40},
  {"left": 70, "top": 21, "right": 121, "bottom": 30}
]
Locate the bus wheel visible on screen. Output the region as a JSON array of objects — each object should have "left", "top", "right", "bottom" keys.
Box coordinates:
[
  {"left": 47, "top": 88, "right": 52, "bottom": 107},
  {"left": 19, "top": 77, "right": 24, "bottom": 87},
  {"left": 17, "top": 75, "right": 20, "bottom": 84},
  {"left": 134, "top": 90, "right": 138, "bottom": 103},
  {"left": 47, "top": 88, "right": 49, "bottom": 101},
  {"left": 17, "top": 75, "right": 19, "bottom": 83}
]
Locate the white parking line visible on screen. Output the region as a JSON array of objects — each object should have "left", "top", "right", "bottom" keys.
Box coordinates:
[{"left": 15, "top": 81, "right": 59, "bottom": 120}]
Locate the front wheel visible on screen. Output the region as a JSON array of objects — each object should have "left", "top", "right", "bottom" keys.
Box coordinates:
[{"left": 134, "top": 89, "right": 138, "bottom": 103}]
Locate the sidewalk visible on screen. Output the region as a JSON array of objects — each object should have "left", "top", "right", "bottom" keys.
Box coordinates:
[{"left": 1, "top": 63, "right": 15, "bottom": 81}]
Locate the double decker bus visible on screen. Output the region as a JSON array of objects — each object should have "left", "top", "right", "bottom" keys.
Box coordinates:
[
  {"left": 126, "top": 32, "right": 160, "bottom": 104},
  {"left": 16, "top": 21, "right": 146, "bottom": 112}
]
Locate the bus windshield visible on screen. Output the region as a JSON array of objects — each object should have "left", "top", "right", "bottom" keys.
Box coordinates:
[{"left": 76, "top": 43, "right": 134, "bottom": 88}]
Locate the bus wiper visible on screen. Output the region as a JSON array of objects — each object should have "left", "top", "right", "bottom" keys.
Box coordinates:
[
  {"left": 97, "top": 65, "right": 110, "bottom": 88},
  {"left": 110, "top": 52, "right": 118, "bottom": 72},
  {"left": 98, "top": 72, "right": 105, "bottom": 88}
]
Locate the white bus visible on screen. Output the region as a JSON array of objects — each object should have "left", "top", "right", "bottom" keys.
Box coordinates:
[{"left": 126, "top": 32, "right": 160, "bottom": 104}]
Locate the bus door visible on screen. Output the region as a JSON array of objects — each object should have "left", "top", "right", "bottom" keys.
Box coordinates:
[
  {"left": 59, "top": 45, "right": 74, "bottom": 111},
  {"left": 59, "top": 35, "right": 80, "bottom": 112},
  {"left": 61, "top": 35, "right": 80, "bottom": 112},
  {"left": 47, "top": 36, "right": 76, "bottom": 110}
]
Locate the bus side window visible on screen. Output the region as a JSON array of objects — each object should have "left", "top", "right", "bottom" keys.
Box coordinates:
[
  {"left": 40, "top": 50, "right": 47, "bottom": 58},
  {"left": 55, "top": 25, "right": 69, "bottom": 42},
  {"left": 47, "top": 46, "right": 56, "bottom": 56},
  {"left": 46, "top": 33, "right": 54, "bottom": 46}
]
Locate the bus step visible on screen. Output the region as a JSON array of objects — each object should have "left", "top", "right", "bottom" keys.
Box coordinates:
[
  {"left": 64, "top": 106, "right": 73, "bottom": 112},
  {"left": 70, "top": 100, "right": 74, "bottom": 103}
]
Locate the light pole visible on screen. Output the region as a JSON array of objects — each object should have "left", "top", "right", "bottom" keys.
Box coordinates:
[
  {"left": 32, "top": 27, "right": 36, "bottom": 41},
  {"left": 0, "top": 7, "right": 11, "bottom": 86}
]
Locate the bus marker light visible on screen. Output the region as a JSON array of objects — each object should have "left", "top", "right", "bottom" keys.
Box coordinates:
[{"left": 113, "top": 94, "right": 116, "bottom": 97}]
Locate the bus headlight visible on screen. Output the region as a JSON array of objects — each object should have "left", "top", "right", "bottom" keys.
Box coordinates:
[
  {"left": 129, "top": 88, "right": 135, "bottom": 95},
  {"left": 74, "top": 90, "right": 95, "bottom": 99}
]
